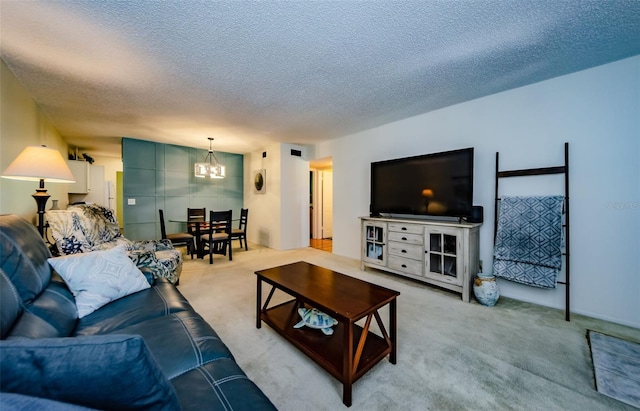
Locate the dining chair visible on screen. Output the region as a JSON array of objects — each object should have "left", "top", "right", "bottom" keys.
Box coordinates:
[
  {"left": 187, "top": 208, "right": 208, "bottom": 258},
  {"left": 200, "top": 210, "right": 233, "bottom": 264},
  {"left": 159, "top": 209, "right": 195, "bottom": 259},
  {"left": 187, "top": 207, "right": 207, "bottom": 222},
  {"left": 230, "top": 208, "right": 249, "bottom": 251}
]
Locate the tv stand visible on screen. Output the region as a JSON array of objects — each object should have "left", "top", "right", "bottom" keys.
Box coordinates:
[{"left": 360, "top": 216, "right": 481, "bottom": 302}]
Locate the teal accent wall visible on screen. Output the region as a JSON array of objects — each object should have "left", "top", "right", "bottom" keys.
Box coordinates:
[{"left": 122, "top": 138, "right": 244, "bottom": 240}]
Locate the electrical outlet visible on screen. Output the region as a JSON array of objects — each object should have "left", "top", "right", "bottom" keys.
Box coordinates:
[
  {"left": 479, "top": 260, "right": 483, "bottom": 273},
  {"left": 127, "top": 198, "right": 136, "bottom": 205}
]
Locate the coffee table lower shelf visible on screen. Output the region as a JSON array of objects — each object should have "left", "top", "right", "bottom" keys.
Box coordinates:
[{"left": 261, "top": 300, "right": 391, "bottom": 399}]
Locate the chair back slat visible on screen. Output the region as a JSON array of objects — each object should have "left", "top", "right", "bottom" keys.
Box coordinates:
[
  {"left": 209, "top": 210, "right": 232, "bottom": 237},
  {"left": 188, "top": 208, "right": 206, "bottom": 222},
  {"left": 159, "top": 209, "right": 168, "bottom": 239},
  {"left": 239, "top": 208, "right": 248, "bottom": 231}
]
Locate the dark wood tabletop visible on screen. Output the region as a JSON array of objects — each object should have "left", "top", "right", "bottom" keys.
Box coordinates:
[{"left": 255, "top": 261, "right": 400, "bottom": 322}]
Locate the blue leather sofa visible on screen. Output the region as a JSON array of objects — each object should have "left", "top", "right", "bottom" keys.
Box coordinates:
[{"left": 0, "top": 214, "right": 276, "bottom": 411}]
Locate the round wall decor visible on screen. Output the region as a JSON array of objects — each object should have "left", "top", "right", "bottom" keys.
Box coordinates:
[{"left": 254, "top": 169, "right": 266, "bottom": 194}]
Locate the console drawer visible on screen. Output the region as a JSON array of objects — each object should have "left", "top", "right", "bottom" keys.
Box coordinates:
[
  {"left": 388, "top": 241, "right": 424, "bottom": 260},
  {"left": 388, "top": 223, "right": 423, "bottom": 235},
  {"left": 388, "top": 256, "right": 423, "bottom": 276},
  {"left": 388, "top": 231, "right": 423, "bottom": 245}
]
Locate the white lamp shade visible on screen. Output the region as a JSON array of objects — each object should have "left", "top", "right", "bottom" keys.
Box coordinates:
[{"left": 2, "top": 146, "right": 76, "bottom": 183}]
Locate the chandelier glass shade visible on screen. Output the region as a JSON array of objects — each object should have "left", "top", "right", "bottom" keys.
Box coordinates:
[{"left": 194, "top": 138, "right": 225, "bottom": 179}]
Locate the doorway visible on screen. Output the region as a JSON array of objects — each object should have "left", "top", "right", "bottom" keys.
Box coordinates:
[{"left": 310, "top": 158, "right": 333, "bottom": 252}]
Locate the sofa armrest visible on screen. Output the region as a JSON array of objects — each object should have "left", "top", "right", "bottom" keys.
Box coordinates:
[
  {"left": 129, "top": 239, "right": 174, "bottom": 252},
  {"left": 126, "top": 250, "right": 170, "bottom": 284},
  {"left": 101, "top": 243, "right": 180, "bottom": 285}
]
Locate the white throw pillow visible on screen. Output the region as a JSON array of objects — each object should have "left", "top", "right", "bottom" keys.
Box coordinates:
[{"left": 48, "top": 246, "right": 150, "bottom": 318}]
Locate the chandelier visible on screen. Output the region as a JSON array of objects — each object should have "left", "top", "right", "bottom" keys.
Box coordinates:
[{"left": 194, "top": 137, "right": 225, "bottom": 179}]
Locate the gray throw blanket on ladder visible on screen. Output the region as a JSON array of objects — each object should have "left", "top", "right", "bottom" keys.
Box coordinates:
[{"left": 493, "top": 196, "right": 564, "bottom": 288}]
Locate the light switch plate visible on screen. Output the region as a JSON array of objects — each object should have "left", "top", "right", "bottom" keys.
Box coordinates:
[{"left": 127, "top": 198, "right": 136, "bottom": 205}]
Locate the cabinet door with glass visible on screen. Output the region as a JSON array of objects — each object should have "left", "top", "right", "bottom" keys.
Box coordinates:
[
  {"left": 424, "top": 227, "right": 463, "bottom": 286},
  {"left": 362, "top": 221, "right": 387, "bottom": 266}
]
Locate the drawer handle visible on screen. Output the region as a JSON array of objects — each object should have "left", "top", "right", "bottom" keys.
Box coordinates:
[
  {"left": 401, "top": 250, "right": 407, "bottom": 253},
  {"left": 401, "top": 227, "right": 407, "bottom": 231},
  {"left": 402, "top": 237, "right": 407, "bottom": 241},
  {"left": 402, "top": 264, "right": 407, "bottom": 268}
]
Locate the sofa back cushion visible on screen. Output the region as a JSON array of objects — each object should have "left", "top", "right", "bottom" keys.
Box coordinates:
[
  {"left": 0, "top": 215, "right": 78, "bottom": 339},
  {"left": 46, "top": 210, "right": 92, "bottom": 255},
  {"left": 0, "top": 214, "right": 52, "bottom": 305},
  {"left": 67, "top": 204, "right": 121, "bottom": 246},
  {"left": 6, "top": 279, "right": 78, "bottom": 339},
  {"left": 47, "top": 205, "right": 123, "bottom": 255},
  {"left": 0, "top": 268, "right": 22, "bottom": 339}
]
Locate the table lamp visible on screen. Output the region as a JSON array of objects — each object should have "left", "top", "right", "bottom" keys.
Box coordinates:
[{"left": 2, "top": 145, "right": 76, "bottom": 236}]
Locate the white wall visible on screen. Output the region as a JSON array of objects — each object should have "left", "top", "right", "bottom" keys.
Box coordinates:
[
  {"left": 280, "top": 144, "right": 310, "bottom": 249},
  {"left": 244, "top": 142, "right": 310, "bottom": 250},
  {"left": 245, "top": 143, "right": 281, "bottom": 249},
  {"left": 315, "top": 56, "right": 640, "bottom": 328},
  {"left": 92, "top": 154, "right": 123, "bottom": 210},
  {"left": 0, "top": 59, "right": 70, "bottom": 222}
]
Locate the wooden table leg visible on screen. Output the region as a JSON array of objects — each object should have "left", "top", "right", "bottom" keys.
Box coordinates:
[
  {"left": 256, "top": 277, "right": 262, "bottom": 329},
  {"left": 343, "top": 320, "right": 353, "bottom": 407},
  {"left": 390, "top": 297, "right": 397, "bottom": 364}
]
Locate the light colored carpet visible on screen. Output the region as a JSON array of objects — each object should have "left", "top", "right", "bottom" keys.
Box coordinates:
[{"left": 176, "top": 244, "right": 640, "bottom": 410}]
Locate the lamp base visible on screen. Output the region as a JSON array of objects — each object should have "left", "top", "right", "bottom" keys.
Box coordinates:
[{"left": 32, "top": 182, "right": 50, "bottom": 237}]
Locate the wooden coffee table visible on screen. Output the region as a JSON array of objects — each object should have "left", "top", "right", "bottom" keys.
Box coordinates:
[{"left": 255, "top": 261, "right": 400, "bottom": 407}]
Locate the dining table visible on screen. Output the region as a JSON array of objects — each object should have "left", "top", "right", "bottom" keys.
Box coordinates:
[{"left": 169, "top": 216, "right": 237, "bottom": 259}]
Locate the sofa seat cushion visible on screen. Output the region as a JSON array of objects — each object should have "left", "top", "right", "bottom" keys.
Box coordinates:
[
  {"left": 170, "top": 357, "right": 277, "bottom": 411},
  {"left": 48, "top": 247, "right": 151, "bottom": 318},
  {"left": 0, "top": 334, "right": 180, "bottom": 411},
  {"left": 74, "top": 280, "right": 192, "bottom": 336},
  {"left": 112, "top": 310, "right": 234, "bottom": 379}
]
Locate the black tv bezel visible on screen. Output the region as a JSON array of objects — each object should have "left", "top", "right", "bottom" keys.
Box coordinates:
[{"left": 369, "top": 147, "right": 474, "bottom": 219}]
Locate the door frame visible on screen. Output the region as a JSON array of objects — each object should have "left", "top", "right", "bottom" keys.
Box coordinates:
[{"left": 310, "top": 163, "right": 333, "bottom": 240}]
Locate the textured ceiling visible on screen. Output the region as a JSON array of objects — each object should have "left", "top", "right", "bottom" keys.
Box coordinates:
[{"left": 1, "top": 1, "right": 639, "bottom": 156}]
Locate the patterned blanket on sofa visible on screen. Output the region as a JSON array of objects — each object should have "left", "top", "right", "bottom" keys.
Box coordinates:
[{"left": 47, "top": 204, "right": 182, "bottom": 284}]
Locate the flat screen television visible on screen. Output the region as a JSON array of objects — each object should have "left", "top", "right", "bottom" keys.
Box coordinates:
[{"left": 370, "top": 148, "right": 474, "bottom": 219}]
